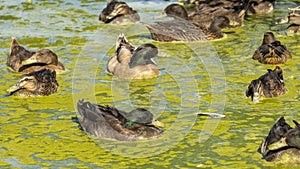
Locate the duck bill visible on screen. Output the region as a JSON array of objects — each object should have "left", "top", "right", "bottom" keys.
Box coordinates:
[
  {"left": 22, "top": 55, "right": 38, "bottom": 65},
  {"left": 151, "top": 120, "right": 164, "bottom": 128},
  {"left": 268, "top": 137, "right": 288, "bottom": 150},
  {"left": 7, "top": 83, "right": 21, "bottom": 93}
]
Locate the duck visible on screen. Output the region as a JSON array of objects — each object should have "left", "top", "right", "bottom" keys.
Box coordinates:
[
  {"left": 246, "top": 66, "right": 287, "bottom": 103},
  {"left": 145, "top": 7, "right": 230, "bottom": 42},
  {"left": 246, "top": 0, "right": 275, "bottom": 15},
  {"left": 7, "top": 69, "right": 58, "bottom": 97},
  {"left": 7, "top": 37, "right": 65, "bottom": 73},
  {"left": 276, "top": 7, "right": 300, "bottom": 33},
  {"left": 252, "top": 32, "right": 292, "bottom": 64},
  {"left": 76, "top": 100, "right": 163, "bottom": 141},
  {"left": 107, "top": 34, "right": 159, "bottom": 79},
  {"left": 258, "top": 117, "right": 300, "bottom": 163},
  {"left": 99, "top": 0, "right": 140, "bottom": 24}
]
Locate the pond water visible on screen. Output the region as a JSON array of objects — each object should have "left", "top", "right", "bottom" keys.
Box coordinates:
[{"left": 1, "top": 0, "right": 300, "bottom": 168}]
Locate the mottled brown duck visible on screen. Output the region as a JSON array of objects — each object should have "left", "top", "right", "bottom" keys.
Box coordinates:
[
  {"left": 246, "top": 66, "right": 287, "bottom": 103},
  {"left": 7, "top": 69, "right": 58, "bottom": 97},
  {"left": 252, "top": 32, "right": 292, "bottom": 64}
]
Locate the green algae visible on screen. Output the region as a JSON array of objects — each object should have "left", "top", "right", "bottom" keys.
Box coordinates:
[{"left": 0, "top": 0, "right": 300, "bottom": 168}]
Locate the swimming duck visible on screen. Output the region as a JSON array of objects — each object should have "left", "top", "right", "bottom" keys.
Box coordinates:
[
  {"left": 7, "top": 37, "right": 65, "bottom": 73},
  {"left": 99, "top": 0, "right": 140, "bottom": 24},
  {"left": 7, "top": 69, "right": 58, "bottom": 97},
  {"left": 107, "top": 34, "right": 159, "bottom": 79},
  {"left": 258, "top": 117, "right": 300, "bottom": 163},
  {"left": 276, "top": 8, "right": 300, "bottom": 33},
  {"left": 246, "top": 0, "right": 275, "bottom": 15},
  {"left": 252, "top": 32, "right": 292, "bottom": 64},
  {"left": 246, "top": 66, "right": 287, "bottom": 103},
  {"left": 76, "top": 100, "right": 163, "bottom": 141},
  {"left": 145, "top": 9, "right": 230, "bottom": 42}
]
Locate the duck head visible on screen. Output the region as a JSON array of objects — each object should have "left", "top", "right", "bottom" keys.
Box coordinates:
[
  {"left": 164, "top": 3, "right": 188, "bottom": 19},
  {"left": 21, "top": 49, "right": 59, "bottom": 66},
  {"left": 7, "top": 69, "right": 58, "bottom": 96},
  {"left": 210, "top": 15, "right": 230, "bottom": 30},
  {"left": 286, "top": 120, "right": 300, "bottom": 148},
  {"left": 99, "top": 0, "right": 139, "bottom": 24},
  {"left": 262, "top": 32, "right": 276, "bottom": 44}
]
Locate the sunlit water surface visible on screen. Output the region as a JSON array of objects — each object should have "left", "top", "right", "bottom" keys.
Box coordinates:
[{"left": 1, "top": 0, "right": 300, "bottom": 168}]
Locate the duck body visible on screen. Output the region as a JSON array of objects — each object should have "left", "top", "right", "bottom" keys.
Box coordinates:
[
  {"left": 146, "top": 15, "right": 229, "bottom": 42},
  {"left": 107, "top": 34, "right": 159, "bottom": 79},
  {"left": 252, "top": 32, "right": 292, "bottom": 64},
  {"left": 258, "top": 117, "right": 300, "bottom": 163},
  {"left": 7, "top": 69, "right": 58, "bottom": 97},
  {"left": 76, "top": 100, "right": 162, "bottom": 141},
  {"left": 7, "top": 37, "right": 65, "bottom": 73},
  {"left": 99, "top": 0, "right": 140, "bottom": 24},
  {"left": 246, "top": 66, "right": 287, "bottom": 103}
]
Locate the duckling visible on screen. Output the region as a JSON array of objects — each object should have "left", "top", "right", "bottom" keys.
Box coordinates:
[
  {"left": 246, "top": 66, "right": 287, "bottom": 103},
  {"left": 99, "top": 0, "right": 140, "bottom": 24},
  {"left": 7, "top": 37, "right": 65, "bottom": 73},
  {"left": 258, "top": 117, "right": 300, "bottom": 163},
  {"left": 7, "top": 69, "right": 58, "bottom": 97},
  {"left": 145, "top": 10, "right": 230, "bottom": 42},
  {"left": 107, "top": 34, "right": 159, "bottom": 79},
  {"left": 76, "top": 100, "right": 163, "bottom": 141},
  {"left": 252, "top": 32, "right": 292, "bottom": 64}
]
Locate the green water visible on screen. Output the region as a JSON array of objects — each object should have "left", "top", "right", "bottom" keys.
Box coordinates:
[{"left": 1, "top": 0, "right": 300, "bottom": 168}]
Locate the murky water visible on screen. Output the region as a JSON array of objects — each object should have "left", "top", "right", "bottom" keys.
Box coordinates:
[{"left": 1, "top": 0, "right": 300, "bottom": 168}]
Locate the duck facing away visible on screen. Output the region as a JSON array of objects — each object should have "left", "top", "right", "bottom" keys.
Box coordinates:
[
  {"left": 99, "top": 0, "right": 140, "bottom": 24},
  {"left": 107, "top": 34, "right": 159, "bottom": 79},
  {"left": 246, "top": 66, "right": 287, "bottom": 103},
  {"left": 258, "top": 117, "right": 300, "bottom": 163},
  {"left": 7, "top": 69, "right": 58, "bottom": 97},
  {"left": 252, "top": 32, "right": 292, "bottom": 64},
  {"left": 7, "top": 37, "right": 65, "bottom": 73},
  {"left": 76, "top": 100, "right": 163, "bottom": 141}
]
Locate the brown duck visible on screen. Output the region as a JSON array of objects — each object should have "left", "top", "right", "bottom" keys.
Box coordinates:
[
  {"left": 7, "top": 37, "right": 65, "bottom": 73},
  {"left": 107, "top": 34, "right": 159, "bottom": 79},
  {"left": 7, "top": 69, "right": 58, "bottom": 97},
  {"left": 258, "top": 117, "right": 300, "bottom": 163},
  {"left": 246, "top": 66, "right": 287, "bottom": 103},
  {"left": 99, "top": 0, "right": 140, "bottom": 24},
  {"left": 252, "top": 32, "right": 292, "bottom": 64},
  {"left": 76, "top": 100, "right": 163, "bottom": 141}
]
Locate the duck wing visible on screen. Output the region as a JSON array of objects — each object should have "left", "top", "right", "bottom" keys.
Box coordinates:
[
  {"left": 286, "top": 120, "right": 300, "bottom": 148},
  {"left": 129, "top": 44, "right": 158, "bottom": 68},
  {"left": 77, "top": 100, "right": 137, "bottom": 140},
  {"left": 268, "top": 41, "right": 292, "bottom": 59}
]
